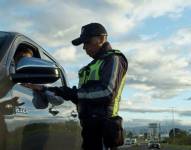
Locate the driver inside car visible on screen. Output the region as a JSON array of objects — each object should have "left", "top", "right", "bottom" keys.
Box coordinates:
[{"left": 13, "top": 48, "right": 64, "bottom": 111}]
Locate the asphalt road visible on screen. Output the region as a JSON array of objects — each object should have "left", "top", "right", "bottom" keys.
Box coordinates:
[
  {"left": 119, "top": 144, "right": 148, "bottom": 150},
  {"left": 118, "top": 144, "right": 183, "bottom": 150},
  {"left": 119, "top": 144, "right": 191, "bottom": 150}
]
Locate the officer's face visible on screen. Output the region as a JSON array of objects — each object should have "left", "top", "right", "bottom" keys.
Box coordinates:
[{"left": 83, "top": 36, "right": 103, "bottom": 58}]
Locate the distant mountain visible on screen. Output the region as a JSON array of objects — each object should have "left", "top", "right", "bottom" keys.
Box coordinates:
[{"left": 123, "top": 120, "right": 191, "bottom": 135}]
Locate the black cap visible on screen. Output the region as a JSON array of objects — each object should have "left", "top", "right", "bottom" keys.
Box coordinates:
[{"left": 72, "top": 23, "right": 107, "bottom": 46}]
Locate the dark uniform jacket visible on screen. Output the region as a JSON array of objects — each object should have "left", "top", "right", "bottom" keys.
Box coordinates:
[{"left": 77, "top": 42, "right": 128, "bottom": 119}]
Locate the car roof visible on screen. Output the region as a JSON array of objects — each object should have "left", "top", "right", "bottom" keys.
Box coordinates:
[
  {"left": 0, "top": 31, "right": 23, "bottom": 36},
  {"left": 0, "top": 31, "right": 37, "bottom": 61}
]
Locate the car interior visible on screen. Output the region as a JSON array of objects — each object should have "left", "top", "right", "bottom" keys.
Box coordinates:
[{"left": 13, "top": 43, "right": 40, "bottom": 62}]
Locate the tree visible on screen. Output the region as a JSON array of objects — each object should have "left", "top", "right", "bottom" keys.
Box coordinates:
[
  {"left": 168, "top": 128, "right": 191, "bottom": 145},
  {"left": 144, "top": 132, "right": 148, "bottom": 139},
  {"left": 127, "top": 131, "right": 133, "bottom": 138},
  {"left": 169, "top": 128, "right": 187, "bottom": 138}
]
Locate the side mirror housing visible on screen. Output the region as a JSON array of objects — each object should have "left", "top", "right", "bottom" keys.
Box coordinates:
[{"left": 11, "top": 57, "right": 60, "bottom": 84}]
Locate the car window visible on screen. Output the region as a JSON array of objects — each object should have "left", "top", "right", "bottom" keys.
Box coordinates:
[
  {"left": 13, "top": 43, "right": 40, "bottom": 62},
  {"left": 9, "top": 43, "right": 41, "bottom": 75}
]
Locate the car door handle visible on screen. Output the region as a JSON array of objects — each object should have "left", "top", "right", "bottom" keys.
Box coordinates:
[
  {"left": 71, "top": 111, "right": 78, "bottom": 118},
  {"left": 5, "top": 104, "right": 13, "bottom": 109}
]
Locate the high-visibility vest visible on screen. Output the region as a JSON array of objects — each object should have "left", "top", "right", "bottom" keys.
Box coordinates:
[{"left": 78, "top": 50, "right": 127, "bottom": 116}]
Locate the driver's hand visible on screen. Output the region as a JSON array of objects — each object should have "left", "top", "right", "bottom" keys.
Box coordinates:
[{"left": 22, "top": 83, "right": 43, "bottom": 91}]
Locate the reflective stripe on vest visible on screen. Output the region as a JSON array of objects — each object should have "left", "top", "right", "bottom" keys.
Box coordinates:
[{"left": 112, "top": 74, "right": 126, "bottom": 116}]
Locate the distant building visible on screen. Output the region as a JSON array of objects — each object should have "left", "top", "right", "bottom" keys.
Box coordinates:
[
  {"left": 160, "top": 133, "right": 169, "bottom": 142},
  {"left": 148, "top": 123, "right": 160, "bottom": 140}
]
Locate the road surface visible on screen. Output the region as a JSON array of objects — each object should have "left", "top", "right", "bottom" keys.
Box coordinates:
[{"left": 119, "top": 143, "right": 184, "bottom": 150}]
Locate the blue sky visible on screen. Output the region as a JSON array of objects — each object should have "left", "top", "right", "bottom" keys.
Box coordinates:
[{"left": 1, "top": 0, "right": 191, "bottom": 127}]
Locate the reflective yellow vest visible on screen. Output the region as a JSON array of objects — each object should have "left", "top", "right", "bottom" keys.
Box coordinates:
[{"left": 78, "top": 50, "right": 127, "bottom": 116}]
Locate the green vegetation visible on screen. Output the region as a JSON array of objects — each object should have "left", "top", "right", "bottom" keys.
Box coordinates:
[
  {"left": 6, "top": 121, "right": 82, "bottom": 150},
  {"left": 162, "top": 144, "right": 191, "bottom": 150},
  {"left": 167, "top": 128, "right": 191, "bottom": 145}
]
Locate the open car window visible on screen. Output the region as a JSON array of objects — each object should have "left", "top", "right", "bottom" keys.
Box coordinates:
[{"left": 13, "top": 43, "right": 40, "bottom": 61}]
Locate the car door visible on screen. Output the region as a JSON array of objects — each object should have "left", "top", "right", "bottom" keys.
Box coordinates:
[
  {"left": 39, "top": 50, "right": 81, "bottom": 150},
  {"left": 6, "top": 36, "right": 50, "bottom": 150},
  {"left": 0, "top": 91, "right": 16, "bottom": 150},
  {"left": 0, "top": 32, "right": 20, "bottom": 150},
  {"left": 9, "top": 35, "right": 81, "bottom": 150}
]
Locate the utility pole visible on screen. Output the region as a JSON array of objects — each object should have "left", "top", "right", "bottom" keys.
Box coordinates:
[
  {"left": 165, "top": 116, "right": 168, "bottom": 134},
  {"left": 170, "top": 107, "right": 175, "bottom": 143},
  {"left": 158, "top": 123, "right": 161, "bottom": 142}
]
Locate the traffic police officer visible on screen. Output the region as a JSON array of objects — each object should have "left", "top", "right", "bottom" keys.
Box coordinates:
[{"left": 27, "top": 23, "right": 128, "bottom": 150}]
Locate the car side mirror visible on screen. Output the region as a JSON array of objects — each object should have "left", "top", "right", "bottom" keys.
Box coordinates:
[{"left": 11, "top": 57, "right": 60, "bottom": 84}]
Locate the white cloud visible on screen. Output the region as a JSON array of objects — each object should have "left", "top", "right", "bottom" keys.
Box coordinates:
[
  {"left": 131, "top": 0, "right": 191, "bottom": 20},
  {"left": 139, "top": 33, "right": 159, "bottom": 41},
  {"left": 106, "top": 15, "right": 135, "bottom": 34},
  {"left": 120, "top": 106, "right": 191, "bottom": 117},
  {"left": 116, "top": 27, "right": 191, "bottom": 99},
  {"left": 20, "top": 0, "right": 48, "bottom": 4},
  {"left": 2, "top": 0, "right": 191, "bottom": 47},
  {"left": 1, "top": 0, "right": 191, "bottom": 55},
  {"left": 105, "top": 0, "right": 133, "bottom": 10},
  {"left": 123, "top": 117, "right": 191, "bottom": 127},
  {"left": 52, "top": 46, "right": 78, "bottom": 63},
  {"left": 179, "top": 120, "right": 191, "bottom": 126},
  {"left": 129, "top": 83, "right": 155, "bottom": 91},
  {"left": 171, "top": 28, "right": 191, "bottom": 46},
  {"left": 120, "top": 93, "right": 153, "bottom": 110},
  {"left": 103, "top": 0, "right": 191, "bottom": 35}
]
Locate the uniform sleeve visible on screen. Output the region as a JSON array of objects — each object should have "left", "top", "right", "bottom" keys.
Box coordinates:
[{"left": 77, "top": 55, "right": 128, "bottom": 104}]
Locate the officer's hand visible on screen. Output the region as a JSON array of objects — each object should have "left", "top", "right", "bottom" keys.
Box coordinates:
[{"left": 48, "top": 86, "right": 78, "bottom": 103}]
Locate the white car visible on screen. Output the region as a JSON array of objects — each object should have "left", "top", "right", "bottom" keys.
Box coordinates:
[
  {"left": 131, "top": 138, "right": 137, "bottom": 144},
  {"left": 124, "top": 138, "right": 131, "bottom": 145},
  {"left": 148, "top": 141, "right": 160, "bottom": 149}
]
